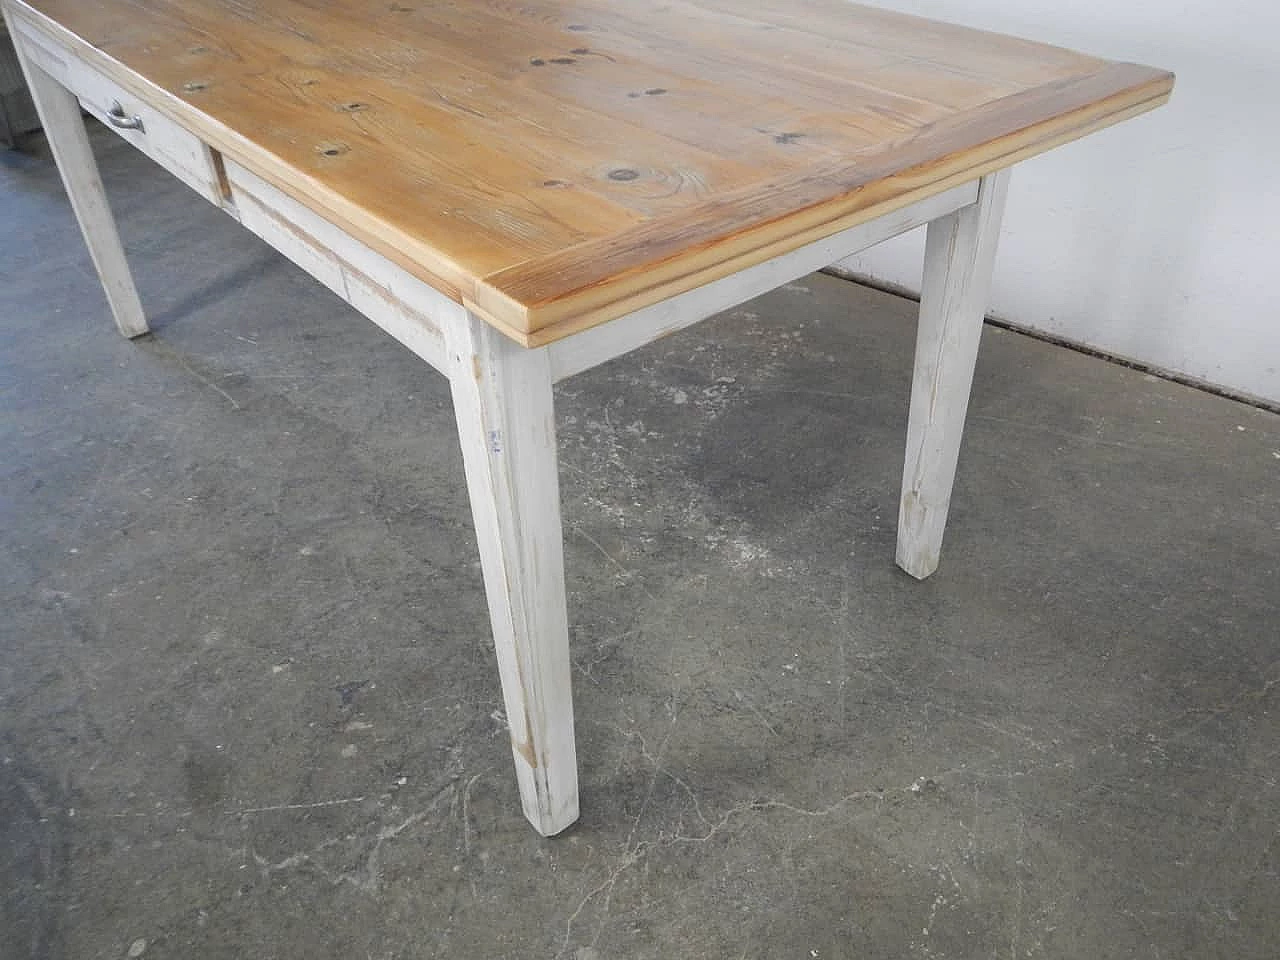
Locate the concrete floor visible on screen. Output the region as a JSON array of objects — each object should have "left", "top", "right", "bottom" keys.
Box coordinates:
[{"left": 2, "top": 124, "right": 1278, "bottom": 960}]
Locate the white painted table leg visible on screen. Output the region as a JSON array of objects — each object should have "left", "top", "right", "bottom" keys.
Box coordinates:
[
  {"left": 448, "top": 313, "right": 578, "bottom": 835},
  {"left": 897, "top": 170, "right": 1011, "bottom": 579},
  {"left": 15, "top": 54, "right": 148, "bottom": 337}
]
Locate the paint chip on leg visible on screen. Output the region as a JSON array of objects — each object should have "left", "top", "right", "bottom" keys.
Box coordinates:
[{"left": 513, "top": 736, "right": 538, "bottom": 768}]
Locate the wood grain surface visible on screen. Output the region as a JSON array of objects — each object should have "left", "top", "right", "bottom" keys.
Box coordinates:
[{"left": 6, "top": 0, "right": 1173, "bottom": 343}]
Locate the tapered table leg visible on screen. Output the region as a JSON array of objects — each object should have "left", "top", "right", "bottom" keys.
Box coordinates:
[
  {"left": 448, "top": 313, "right": 578, "bottom": 836},
  {"left": 897, "top": 170, "right": 1011, "bottom": 579},
  {"left": 14, "top": 48, "right": 148, "bottom": 337}
]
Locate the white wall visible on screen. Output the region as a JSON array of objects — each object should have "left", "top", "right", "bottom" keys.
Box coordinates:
[{"left": 837, "top": 1, "right": 1280, "bottom": 405}]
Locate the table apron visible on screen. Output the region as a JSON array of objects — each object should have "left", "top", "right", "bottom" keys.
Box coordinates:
[
  {"left": 545, "top": 182, "right": 978, "bottom": 383},
  {"left": 223, "top": 159, "right": 461, "bottom": 376}
]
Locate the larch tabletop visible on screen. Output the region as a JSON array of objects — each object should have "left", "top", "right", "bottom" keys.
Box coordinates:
[{"left": 15, "top": 0, "right": 1172, "bottom": 344}]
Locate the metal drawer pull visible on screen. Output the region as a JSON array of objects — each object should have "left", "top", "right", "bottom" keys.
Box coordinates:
[{"left": 107, "top": 101, "right": 144, "bottom": 133}]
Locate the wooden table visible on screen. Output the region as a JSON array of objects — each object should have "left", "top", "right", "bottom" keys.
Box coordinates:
[{"left": 2, "top": 0, "right": 1173, "bottom": 835}]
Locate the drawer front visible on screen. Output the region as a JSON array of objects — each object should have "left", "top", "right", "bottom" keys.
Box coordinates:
[{"left": 9, "top": 16, "right": 222, "bottom": 205}]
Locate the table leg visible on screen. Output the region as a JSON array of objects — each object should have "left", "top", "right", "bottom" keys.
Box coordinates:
[
  {"left": 448, "top": 313, "right": 578, "bottom": 836},
  {"left": 16, "top": 54, "right": 147, "bottom": 338},
  {"left": 897, "top": 170, "right": 1010, "bottom": 579}
]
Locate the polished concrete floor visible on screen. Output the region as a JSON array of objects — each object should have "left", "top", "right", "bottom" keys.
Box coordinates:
[{"left": 2, "top": 124, "right": 1278, "bottom": 960}]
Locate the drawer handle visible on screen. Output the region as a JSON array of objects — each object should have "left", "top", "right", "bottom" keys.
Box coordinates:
[{"left": 107, "top": 101, "right": 145, "bottom": 133}]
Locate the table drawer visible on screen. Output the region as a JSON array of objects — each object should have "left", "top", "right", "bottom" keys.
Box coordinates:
[{"left": 8, "top": 16, "right": 222, "bottom": 205}]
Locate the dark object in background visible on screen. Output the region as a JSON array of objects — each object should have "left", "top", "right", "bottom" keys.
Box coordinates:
[{"left": 1, "top": 21, "right": 42, "bottom": 148}]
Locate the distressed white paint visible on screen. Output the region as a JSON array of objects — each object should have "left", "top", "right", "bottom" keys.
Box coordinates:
[
  {"left": 224, "top": 160, "right": 458, "bottom": 375},
  {"left": 841, "top": 1, "right": 1280, "bottom": 405},
  {"left": 898, "top": 172, "right": 1010, "bottom": 579},
  {"left": 548, "top": 183, "right": 977, "bottom": 382},
  {"left": 448, "top": 315, "right": 578, "bottom": 836},
  {"left": 9, "top": 30, "right": 147, "bottom": 337}
]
